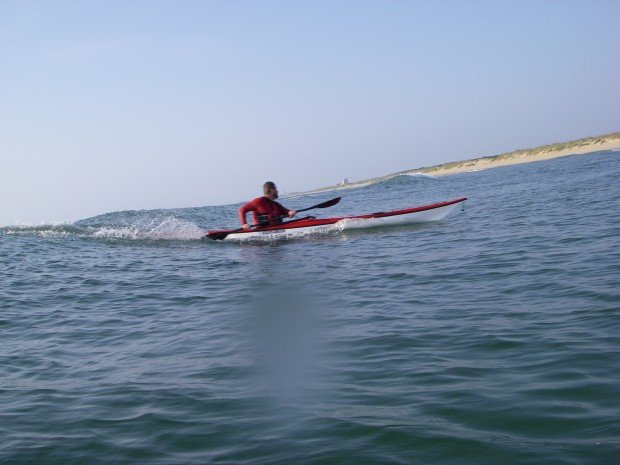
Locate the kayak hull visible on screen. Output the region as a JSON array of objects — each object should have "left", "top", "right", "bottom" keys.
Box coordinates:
[{"left": 205, "top": 197, "right": 466, "bottom": 241}]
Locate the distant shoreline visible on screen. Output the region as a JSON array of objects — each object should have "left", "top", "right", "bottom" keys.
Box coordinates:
[{"left": 293, "top": 132, "right": 620, "bottom": 195}]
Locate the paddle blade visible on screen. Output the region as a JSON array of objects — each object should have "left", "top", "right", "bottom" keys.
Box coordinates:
[
  {"left": 206, "top": 231, "right": 232, "bottom": 240},
  {"left": 315, "top": 197, "right": 341, "bottom": 209},
  {"left": 297, "top": 197, "right": 341, "bottom": 213}
]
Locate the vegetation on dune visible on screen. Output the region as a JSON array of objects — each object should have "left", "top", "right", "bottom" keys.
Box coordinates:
[
  {"left": 414, "top": 131, "right": 620, "bottom": 173},
  {"left": 294, "top": 131, "right": 620, "bottom": 195}
]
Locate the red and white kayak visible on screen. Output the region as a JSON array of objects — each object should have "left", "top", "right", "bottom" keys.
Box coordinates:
[{"left": 205, "top": 197, "right": 466, "bottom": 241}]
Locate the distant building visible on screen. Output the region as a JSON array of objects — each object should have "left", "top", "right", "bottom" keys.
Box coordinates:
[{"left": 341, "top": 178, "right": 348, "bottom": 186}]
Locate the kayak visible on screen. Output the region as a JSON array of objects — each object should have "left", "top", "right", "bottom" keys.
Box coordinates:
[{"left": 205, "top": 197, "right": 467, "bottom": 241}]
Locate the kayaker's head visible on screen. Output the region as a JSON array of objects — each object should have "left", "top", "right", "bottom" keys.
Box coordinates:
[{"left": 263, "top": 181, "right": 278, "bottom": 200}]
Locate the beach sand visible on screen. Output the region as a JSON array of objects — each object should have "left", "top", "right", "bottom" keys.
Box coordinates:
[
  {"left": 294, "top": 133, "right": 620, "bottom": 195},
  {"left": 418, "top": 137, "right": 620, "bottom": 177}
]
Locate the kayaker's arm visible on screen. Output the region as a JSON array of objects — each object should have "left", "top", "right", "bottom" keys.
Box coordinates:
[
  {"left": 274, "top": 200, "right": 295, "bottom": 219},
  {"left": 282, "top": 207, "right": 296, "bottom": 218},
  {"left": 238, "top": 201, "right": 255, "bottom": 229}
]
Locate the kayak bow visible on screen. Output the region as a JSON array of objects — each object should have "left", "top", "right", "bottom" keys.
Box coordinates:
[{"left": 205, "top": 197, "right": 466, "bottom": 241}]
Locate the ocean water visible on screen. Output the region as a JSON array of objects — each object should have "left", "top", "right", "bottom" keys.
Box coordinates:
[{"left": 1, "top": 151, "right": 619, "bottom": 465}]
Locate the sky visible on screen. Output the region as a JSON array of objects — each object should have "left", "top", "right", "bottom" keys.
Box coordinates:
[{"left": 1, "top": 0, "right": 619, "bottom": 225}]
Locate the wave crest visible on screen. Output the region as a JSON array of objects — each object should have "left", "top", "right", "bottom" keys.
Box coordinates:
[{"left": 2, "top": 213, "right": 204, "bottom": 241}]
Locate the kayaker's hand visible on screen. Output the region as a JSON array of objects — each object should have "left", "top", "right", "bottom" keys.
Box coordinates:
[
  {"left": 288, "top": 210, "right": 296, "bottom": 218},
  {"left": 242, "top": 223, "right": 251, "bottom": 230}
]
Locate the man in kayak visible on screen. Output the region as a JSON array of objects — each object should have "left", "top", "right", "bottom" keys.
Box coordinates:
[{"left": 239, "top": 181, "right": 296, "bottom": 229}]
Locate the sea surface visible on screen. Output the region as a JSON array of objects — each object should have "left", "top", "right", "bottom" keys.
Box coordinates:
[{"left": 1, "top": 151, "right": 619, "bottom": 465}]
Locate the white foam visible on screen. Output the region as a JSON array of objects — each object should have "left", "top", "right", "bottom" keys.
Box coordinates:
[
  {"left": 404, "top": 172, "right": 437, "bottom": 178},
  {"left": 223, "top": 222, "right": 348, "bottom": 243},
  {"left": 91, "top": 217, "right": 204, "bottom": 240},
  {"left": 2, "top": 218, "right": 205, "bottom": 241},
  {"left": 1, "top": 223, "right": 76, "bottom": 237}
]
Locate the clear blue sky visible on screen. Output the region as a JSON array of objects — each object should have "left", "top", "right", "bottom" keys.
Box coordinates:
[{"left": 1, "top": 0, "right": 619, "bottom": 225}]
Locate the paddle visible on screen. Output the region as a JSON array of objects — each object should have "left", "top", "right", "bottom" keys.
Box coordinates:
[
  {"left": 293, "top": 196, "right": 341, "bottom": 214},
  {"left": 208, "top": 196, "right": 341, "bottom": 240}
]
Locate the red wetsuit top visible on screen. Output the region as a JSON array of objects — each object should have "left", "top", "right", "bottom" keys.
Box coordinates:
[{"left": 239, "top": 196, "right": 291, "bottom": 226}]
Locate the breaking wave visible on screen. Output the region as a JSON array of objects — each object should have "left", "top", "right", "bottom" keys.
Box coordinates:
[
  {"left": 291, "top": 171, "right": 438, "bottom": 196},
  {"left": 1, "top": 171, "right": 442, "bottom": 242},
  {"left": 1, "top": 212, "right": 204, "bottom": 241}
]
